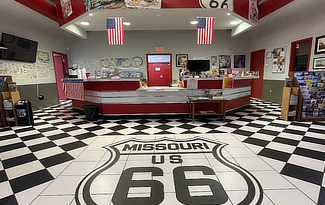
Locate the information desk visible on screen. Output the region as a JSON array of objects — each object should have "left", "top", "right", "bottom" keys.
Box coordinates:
[{"left": 65, "top": 77, "right": 258, "bottom": 116}]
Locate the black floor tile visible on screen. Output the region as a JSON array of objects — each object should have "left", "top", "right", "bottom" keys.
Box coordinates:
[
  {"left": 246, "top": 123, "right": 265, "bottom": 128},
  {"left": 293, "top": 147, "right": 325, "bottom": 161},
  {"left": 281, "top": 163, "right": 324, "bottom": 185},
  {"left": 243, "top": 137, "right": 270, "bottom": 147},
  {"left": 0, "top": 195, "right": 18, "bottom": 205},
  {"left": 33, "top": 122, "right": 49, "bottom": 126},
  {"left": 0, "top": 134, "right": 18, "bottom": 141},
  {"left": 73, "top": 121, "right": 88, "bottom": 125},
  {"left": 130, "top": 131, "right": 150, "bottom": 135},
  {"left": 21, "top": 133, "right": 45, "bottom": 141},
  {"left": 257, "top": 118, "right": 274, "bottom": 122},
  {"left": 201, "top": 124, "right": 218, "bottom": 129},
  {"left": 224, "top": 123, "right": 242, "bottom": 129},
  {"left": 38, "top": 127, "right": 58, "bottom": 133},
  {"left": 156, "top": 119, "right": 172, "bottom": 123},
  {"left": 207, "top": 130, "right": 226, "bottom": 133},
  {"left": 179, "top": 124, "right": 196, "bottom": 129},
  {"left": 60, "top": 141, "right": 87, "bottom": 151},
  {"left": 155, "top": 131, "right": 175, "bottom": 135},
  {"left": 2, "top": 153, "right": 37, "bottom": 169},
  {"left": 74, "top": 132, "right": 97, "bottom": 140},
  {"left": 0, "top": 142, "right": 26, "bottom": 153},
  {"left": 233, "top": 130, "right": 255, "bottom": 137},
  {"left": 0, "top": 170, "right": 8, "bottom": 183},
  {"left": 85, "top": 126, "right": 106, "bottom": 132},
  {"left": 268, "top": 122, "right": 288, "bottom": 128},
  {"left": 302, "top": 136, "right": 325, "bottom": 145},
  {"left": 28, "top": 142, "right": 57, "bottom": 152},
  {"left": 14, "top": 127, "right": 35, "bottom": 133},
  {"left": 181, "top": 130, "right": 200, "bottom": 134},
  {"left": 318, "top": 187, "right": 325, "bottom": 205},
  {"left": 115, "top": 119, "right": 131, "bottom": 124},
  {"left": 308, "top": 128, "right": 325, "bottom": 134},
  {"left": 283, "top": 128, "right": 306, "bottom": 136},
  {"left": 9, "top": 169, "right": 54, "bottom": 193},
  {"left": 155, "top": 125, "right": 173, "bottom": 130},
  {"left": 291, "top": 122, "right": 311, "bottom": 128},
  {"left": 135, "top": 119, "right": 151, "bottom": 124},
  {"left": 47, "top": 133, "right": 71, "bottom": 141},
  {"left": 258, "top": 148, "right": 291, "bottom": 162},
  {"left": 109, "top": 125, "right": 128, "bottom": 131},
  {"left": 52, "top": 121, "right": 68, "bottom": 126},
  {"left": 40, "top": 153, "right": 74, "bottom": 168},
  {"left": 132, "top": 125, "right": 151, "bottom": 131},
  {"left": 272, "top": 137, "right": 300, "bottom": 146},
  {"left": 257, "top": 129, "right": 280, "bottom": 136},
  {"left": 62, "top": 126, "right": 80, "bottom": 132}
]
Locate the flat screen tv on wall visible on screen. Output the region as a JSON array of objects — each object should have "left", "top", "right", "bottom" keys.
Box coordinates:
[
  {"left": 0, "top": 33, "right": 38, "bottom": 63},
  {"left": 187, "top": 60, "right": 210, "bottom": 74}
]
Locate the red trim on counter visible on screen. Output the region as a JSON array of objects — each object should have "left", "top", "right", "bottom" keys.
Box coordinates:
[
  {"left": 225, "top": 96, "right": 250, "bottom": 111},
  {"left": 233, "top": 79, "right": 251, "bottom": 88},
  {"left": 15, "top": 0, "right": 58, "bottom": 21},
  {"left": 101, "top": 103, "right": 190, "bottom": 114},
  {"left": 72, "top": 99, "right": 101, "bottom": 111},
  {"left": 84, "top": 81, "right": 140, "bottom": 91}
]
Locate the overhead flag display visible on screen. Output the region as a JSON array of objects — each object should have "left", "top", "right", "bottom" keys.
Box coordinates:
[
  {"left": 197, "top": 17, "right": 215, "bottom": 45},
  {"left": 106, "top": 18, "right": 124, "bottom": 45}
]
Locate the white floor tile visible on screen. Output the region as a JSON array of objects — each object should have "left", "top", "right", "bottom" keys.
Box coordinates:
[
  {"left": 288, "top": 154, "right": 325, "bottom": 172},
  {"left": 6, "top": 160, "right": 45, "bottom": 180},
  {"left": 0, "top": 181, "right": 13, "bottom": 199},
  {"left": 41, "top": 175, "right": 84, "bottom": 195},
  {"left": 265, "top": 189, "right": 316, "bottom": 205},
  {"left": 251, "top": 171, "right": 294, "bottom": 189},
  {"left": 75, "top": 150, "right": 106, "bottom": 162},
  {"left": 235, "top": 157, "right": 273, "bottom": 171},
  {"left": 16, "top": 181, "right": 52, "bottom": 205},
  {"left": 30, "top": 195, "right": 74, "bottom": 205}
]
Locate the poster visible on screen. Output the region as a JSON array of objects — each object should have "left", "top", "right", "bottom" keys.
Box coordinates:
[
  {"left": 234, "top": 55, "right": 246, "bottom": 68},
  {"left": 249, "top": 0, "right": 258, "bottom": 24},
  {"left": 60, "top": 0, "right": 73, "bottom": 19},
  {"left": 187, "top": 78, "right": 198, "bottom": 89},
  {"left": 219, "top": 55, "right": 231, "bottom": 69},
  {"left": 125, "top": 0, "right": 161, "bottom": 9},
  {"left": 272, "top": 47, "right": 286, "bottom": 73},
  {"left": 84, "top": 0, "right": 125, "bottom": 10},
  {"left": 37, "top": 50, "right": 50, "bottom": 64},
  {"left": 222, "top": 77, "right": 234, "bottom": 89},
  {"left": 36, "top": 65, "right": 50, "bottom": 79},
  {"left": 211, "top": 56, "right": 218, "bottom": 69}
]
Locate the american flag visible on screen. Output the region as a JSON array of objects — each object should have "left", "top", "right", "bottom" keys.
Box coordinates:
[
  {"left": 106, "top": 18, "right": 124, "bottom": 45},
  {"left": 197, "top": 17, "right": 215, "bottom": 45}
]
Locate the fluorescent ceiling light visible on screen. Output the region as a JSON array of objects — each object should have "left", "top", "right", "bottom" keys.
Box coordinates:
[
  {"left": 227, "top": 13, "right": 231, "bottom": 16},
  {"left": 123, "top": 22, "right": 131, "bottom": 26},
  {"left": 190, "top": 21, "right": 198, "bottom": 25},
  {"left": 89, "top": 13, "right": 93, "bottom": 16},
  {"left": 230, "top": 21, "right": 240, "bottom": 25},
  {"left": 0, "top": 46, "right": 8, "bottom": 50},
  {"left": 80, "top": 21, "right": 90, "bottom": 26}
]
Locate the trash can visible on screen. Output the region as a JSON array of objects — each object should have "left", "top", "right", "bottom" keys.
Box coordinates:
[
  {"left": 83, "top": 104, "right": 99, "bottom": 121},
  {"left": 15, "top": 100, "right": 34, "bottom": 126}
]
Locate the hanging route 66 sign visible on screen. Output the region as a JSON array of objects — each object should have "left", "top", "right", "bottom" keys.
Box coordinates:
[
  {"left": 75, "top": 137, "right": 263, "bottom": 205},
  {"left": 199, "top": 0, "right": 233, "bottom": 10}
]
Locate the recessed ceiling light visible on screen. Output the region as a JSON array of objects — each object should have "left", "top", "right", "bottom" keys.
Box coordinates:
[
  {"left": 89, "top": 13, "right": 93, "bottom": 16},
  {"left": 123, "top": 22, "right": 131, "bottom": 26},
  {"left": 227, "top": 13, "right": 231, "bottom": 16},
  {"left": 80, "top": 21, "right": 90, "bottom": 26},
  {"left": 230, "top": 21, "right": 240, "bottom": 25},
  {"left": 156, "top": 14, "right": 162, "bottom": 17},
  {"left": 0, "top": 46, "right": 8, "bottom": 50},
  {"left": 190, "top": 21, "right": 198, "bottom": 25}
]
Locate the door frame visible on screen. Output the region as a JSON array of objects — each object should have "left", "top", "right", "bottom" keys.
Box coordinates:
[
  {"left": 288, "top": 37, "right": 313, "bottom": 75},
  {"left": 52, "top": 51, "right": 69, "bottom": 101},
  {"left": 250, "top": 49, "right": 265, "bottom": 99},
  {"left": 146, "top": 53, "right": 172, "bottom": 87}
]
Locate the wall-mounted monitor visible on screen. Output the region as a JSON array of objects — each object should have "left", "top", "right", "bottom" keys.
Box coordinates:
[
  {"left": 187, "top": 60, "right": 210, "bottom": 74},
  {"left": 0, "top": 33, "right": 38, "bottom": 63}
]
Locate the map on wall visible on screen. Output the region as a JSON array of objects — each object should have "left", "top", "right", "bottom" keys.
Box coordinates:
[{"left": 37, "top": 50, "right": 50, "bottom": 64}]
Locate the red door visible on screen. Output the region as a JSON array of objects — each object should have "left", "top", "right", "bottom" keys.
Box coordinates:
[
  {"left": 250, "top": 49, "right": 265, "bottom": 99},
  {"left": 53, "top": 52, "right": 68, "bottom": 101},
  {"left": 147, "top": 54, "right": 172, "bottom": 87}
]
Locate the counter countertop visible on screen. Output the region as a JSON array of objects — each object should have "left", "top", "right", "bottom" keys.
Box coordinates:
[{"left": 183, "top": 76, "right": 259, "bottom": 80}]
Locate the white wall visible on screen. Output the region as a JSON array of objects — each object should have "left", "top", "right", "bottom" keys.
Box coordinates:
[
  {"left": 67, "top": 30, "right": 251, "bottom": 82},
  {"left": 0, "top": 0, "right": 70, "bottom": 85},
  {"left": 245, "top": 0, "right": 325, "bottom": 81}
]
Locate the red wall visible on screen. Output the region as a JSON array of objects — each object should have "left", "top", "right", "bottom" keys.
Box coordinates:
[
  {"left": 16, "top": 0, "right": 58, "bottom": 21},
  {"left": 234, "top": 0, "right": 249, "bottom": 19},
  {"left": 259, "top": 0, "right": 294, "bottom": 19}
]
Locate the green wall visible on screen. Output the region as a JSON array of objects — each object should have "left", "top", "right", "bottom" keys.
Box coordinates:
[
  {"left": 262, "top": 80, "right": 285, "bottom": 104},
  {"left": 17, "top": 83, "right": 59, "bottom": 111}
]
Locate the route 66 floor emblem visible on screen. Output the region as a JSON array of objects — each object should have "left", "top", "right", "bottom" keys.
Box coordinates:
[{"left": 75, "top": 137, "right": 263, "bottom": 205}]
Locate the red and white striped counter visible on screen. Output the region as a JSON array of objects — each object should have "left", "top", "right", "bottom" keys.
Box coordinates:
[{"left": 66, "top": 77, "right": 258, "bottom": 116}]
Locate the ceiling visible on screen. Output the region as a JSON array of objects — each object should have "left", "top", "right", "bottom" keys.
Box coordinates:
[{"left": 72, "top": 8, "right": 247, "bottom": 31}]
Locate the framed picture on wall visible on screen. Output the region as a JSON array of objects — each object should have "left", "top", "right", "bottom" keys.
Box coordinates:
[
  {"left": 219, "top": 55, "right": 231, "bottom": 69},
  {"left": 176, "top": 54, "right": 188, "bottom": 67},
  {"left": 315, "top": 35, "right": 325, "bottom": 54},
  {"left": 313, "top": 57, "right": 325, "bottom": 69},
  {"left": 234, "top": 55, "right": 246, "bottom": 68}
]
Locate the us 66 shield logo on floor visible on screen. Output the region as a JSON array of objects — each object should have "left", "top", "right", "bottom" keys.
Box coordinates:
[{"left": 75, "top": 137, "right": 263, "bottom": 205}]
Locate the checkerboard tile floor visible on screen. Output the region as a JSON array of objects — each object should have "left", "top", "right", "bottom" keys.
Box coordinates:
[{"left": 0, "top": 99, "right": 324, "bottom": 205}]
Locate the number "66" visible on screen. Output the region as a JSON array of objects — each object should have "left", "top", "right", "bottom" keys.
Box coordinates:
[
  {"left": 201, "top": 0, "right": 229, "bottom": 9},
  {"left": 112, "top": 166, "right": 228, "bottom": 205}
]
